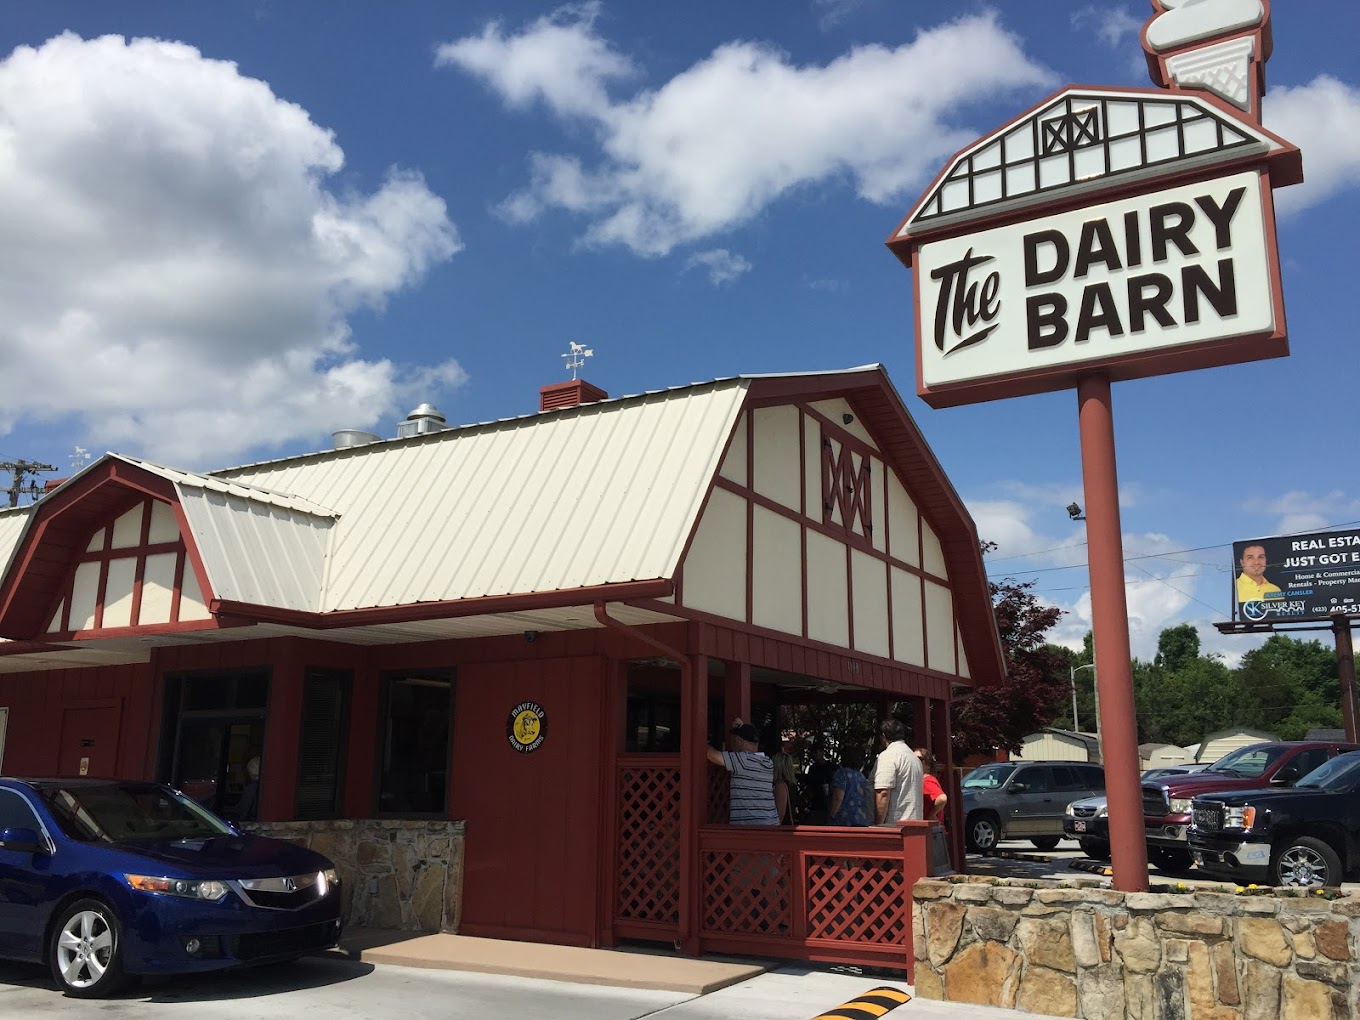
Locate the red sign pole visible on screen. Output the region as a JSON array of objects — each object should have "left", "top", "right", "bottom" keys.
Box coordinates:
[{"left": 1077, "top": 373, "right": 1149, "bottom": 892}]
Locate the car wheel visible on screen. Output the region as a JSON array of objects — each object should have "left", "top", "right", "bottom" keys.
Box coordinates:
[
  {"left": 1079, "top": 837, "right": 1111, "bottom": 860},
  {"left": 1031, "top": 836, "right": 1061, "bottom": 852},
  {"left": 1149, "top": 848, "right": 1194, "bottom": 873},
  {"left": 49, "top": 898, "right": 127, "bottom": 998},
  {"left": 966, "top": 813, "right": 1000, "bottom": 853},
  {"left": 1272, "top": 836, "right": 1343, "bottom": 888}
]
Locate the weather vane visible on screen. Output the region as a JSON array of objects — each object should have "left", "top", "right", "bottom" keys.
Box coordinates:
[
  {"left": 562, "top": 341, "right": 594, "bottom": 380},
  {"left": 70, "top": 446, "right": 92, "bottom": 473}
]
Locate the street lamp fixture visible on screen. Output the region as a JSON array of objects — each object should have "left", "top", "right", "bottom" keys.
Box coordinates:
[{"left": 1066, "top": 502, "right": 1086, "bottom": 521}]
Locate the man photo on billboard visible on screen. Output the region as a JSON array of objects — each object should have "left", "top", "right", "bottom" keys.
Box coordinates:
[{"left": 1236, "top": 543, "right": 1281, "bottom": 603}]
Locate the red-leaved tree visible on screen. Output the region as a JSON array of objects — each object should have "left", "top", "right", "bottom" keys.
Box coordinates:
[{"left": 952, "top": 565, "right": 1070, "bottom": 761}]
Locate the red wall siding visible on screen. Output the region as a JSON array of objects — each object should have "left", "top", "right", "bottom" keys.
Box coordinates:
[
  {"left": 451, "top": 655, "right": 606, "bottom": 946},
  {"left": 0, "top": 662, "right": 154, "bottom": 778}
]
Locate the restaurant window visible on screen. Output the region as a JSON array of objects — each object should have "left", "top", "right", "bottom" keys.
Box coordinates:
[
  {"left": 157, "top": 668, "right": 269, "bottom": 821},
  {"left": 295, "top": 668, "right": 352, "bottom": 819},
  {"left": 376, "top": 671, "right": 454, "bottom": 815}
]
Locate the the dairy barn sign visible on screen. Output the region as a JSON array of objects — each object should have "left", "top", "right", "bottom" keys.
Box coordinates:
[
  {"left": 890, "top": 88, "right": 1299, "bottom": 407},
  {"left": 885, "top": 0, "right": 1303, "bottom": 892}
]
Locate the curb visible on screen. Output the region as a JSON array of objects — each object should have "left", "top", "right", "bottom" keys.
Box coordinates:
[
  {"left": 976, "top": 849, "right": 1055, "bottom": 863},
  {"left": 1069, "top": 858, "right": 1114, "bottom": 876}
]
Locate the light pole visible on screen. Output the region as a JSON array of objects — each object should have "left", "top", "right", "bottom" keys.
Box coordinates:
[{"left": 1071, "top": 661, "right": 1096, "bottom": 743}]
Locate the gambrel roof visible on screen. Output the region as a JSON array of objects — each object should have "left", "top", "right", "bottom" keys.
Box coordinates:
[{"left": 0, "top": 366, "right": 1005, "bottom": 683}]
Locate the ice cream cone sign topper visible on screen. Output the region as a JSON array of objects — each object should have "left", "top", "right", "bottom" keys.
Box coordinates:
[{"left": 1143, "top": 0, "right": 1271, "bottom": 121}]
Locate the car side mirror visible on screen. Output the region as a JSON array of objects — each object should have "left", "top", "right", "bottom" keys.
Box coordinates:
[
  {"left": 1007, "top": 782, "right": 1027, "bottom": 793},
  {"left": 0, "top": 827, "right": 43, "bottom": 854}
]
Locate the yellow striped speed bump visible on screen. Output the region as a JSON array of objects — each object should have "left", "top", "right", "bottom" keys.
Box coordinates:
[
  {"left": 1069, "top": 858, "right": 1113, "bottom": 876},
  {"left": 810, "top": 985, "right": 912, "bottom": 1019}
]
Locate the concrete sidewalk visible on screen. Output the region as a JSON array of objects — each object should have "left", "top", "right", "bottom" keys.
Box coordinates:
[
  {"left": 335, "top": 928, "right": 768, "bottom": 994},
  {"left": 332, "top": 929, "right": 1072, "bottom": 1018}
]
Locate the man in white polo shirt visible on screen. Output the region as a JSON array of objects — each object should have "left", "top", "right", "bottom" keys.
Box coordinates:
[
  {"left": 874, "top": 717, "right": 924, "bottom": 825},
  {"left": 706, "top": 718, "right": 780, "bottom": 825}
]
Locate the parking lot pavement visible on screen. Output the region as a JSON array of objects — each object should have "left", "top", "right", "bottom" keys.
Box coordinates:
[
  {"left": 971, "top": 837, "right": 1360, "bottom": 891},
  {"left": 0, "top": 956, "right": 1072, "bottom": 1020}
]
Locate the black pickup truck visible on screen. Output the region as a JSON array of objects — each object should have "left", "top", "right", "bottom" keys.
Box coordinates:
[{"left": 1187, "top": 750, "right": 1360, "bottom": 887}]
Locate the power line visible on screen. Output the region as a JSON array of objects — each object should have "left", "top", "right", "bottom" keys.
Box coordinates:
[{"left": 986, "top": 517, "right": 1360, "bottom": 581}]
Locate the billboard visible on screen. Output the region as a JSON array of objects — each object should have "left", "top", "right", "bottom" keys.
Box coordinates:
[{"left": 1231, "top": 528, "right": 1360, "bottom": 624}]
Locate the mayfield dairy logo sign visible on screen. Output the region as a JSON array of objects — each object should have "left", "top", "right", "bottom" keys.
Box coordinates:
[{"left": 917, "top": 170, "right": 1275, "bottom": 391}]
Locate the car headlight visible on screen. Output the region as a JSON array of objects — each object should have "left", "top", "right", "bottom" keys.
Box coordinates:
[
  {"left": 1065, "top": 803, "right": 1076, "bottom": 817},
  {"left": 319, "top": 868, "right": 341, "bottom": 895},
  {"left": 1096, "top": 805, "right": 1108, "bottom": 818},
  {"left": 1222, "top": 805, "right": 1257, "bottom": 830},
  {"left": 1168, "top": 798, "right": 1193, "bottom": 813},
  {"left": 126, "top": 874, "right": 230, "bottom": 901}
]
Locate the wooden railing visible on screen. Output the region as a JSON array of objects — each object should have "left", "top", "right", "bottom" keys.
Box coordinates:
[{"left": 611, "top": 758, "right": 935, "bottom": 979}]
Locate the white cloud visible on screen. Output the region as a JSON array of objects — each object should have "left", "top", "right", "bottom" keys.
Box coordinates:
[
  {"left": 438, "top": 9, "right": 1054, "bottom": 257},
  {"left": 1243, "top": 489, "right": 1360, "bottom": 535},
  {"left": 1070, "top": 6, "right": 1144, "bottom": 48},
  {"left": 684, "top": 248, "right": 752, "bottom": 286},
  {"left": 814, "top": 0, "right": 866, "bottom": 32},
  {"left": 1265, "top": 76, "right": 1360, "bottom": 218},
  {"left": 434, "top": 2, "right": 634, "bottom": 120},
  {"left": 0, "top": 33, "right": 462, "bottom": 466}
]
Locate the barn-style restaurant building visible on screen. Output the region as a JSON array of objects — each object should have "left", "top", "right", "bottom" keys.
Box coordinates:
[{"left": 0, "top": 366, "right": 1002, "bottom": 974}]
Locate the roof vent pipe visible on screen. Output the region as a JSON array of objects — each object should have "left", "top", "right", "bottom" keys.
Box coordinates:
[
  {"left": 397, "top": 403, "right": 448, "bottom": 439},
  {"left": 332, "top": 429, "right": 382, "bottom": 450}
]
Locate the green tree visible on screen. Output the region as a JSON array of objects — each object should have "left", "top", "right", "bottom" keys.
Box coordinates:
[
  {"left": 1154, "top": 624, "right": 1200, "bottom": 674},
  {"left": 1233, "top": 635, "right": 1341, "bottom": 739}
]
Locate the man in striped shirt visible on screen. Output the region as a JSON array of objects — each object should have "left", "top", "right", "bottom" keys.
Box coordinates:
[{"left": 707, "top": 719, "right": 780, "bottom": 825}]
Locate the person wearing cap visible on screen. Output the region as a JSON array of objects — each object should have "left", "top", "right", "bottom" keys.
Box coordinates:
[{"left": 706, "top": 718, "right": 780, "bottom": 825}]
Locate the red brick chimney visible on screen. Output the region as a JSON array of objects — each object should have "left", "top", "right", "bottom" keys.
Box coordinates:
[{"left": 540, "top": 378, "right": 608, "bottom": 412}]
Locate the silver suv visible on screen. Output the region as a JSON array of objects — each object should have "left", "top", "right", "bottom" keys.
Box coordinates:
[{"left": 962, "top": 760, "right": 1106, "bottom": 852}]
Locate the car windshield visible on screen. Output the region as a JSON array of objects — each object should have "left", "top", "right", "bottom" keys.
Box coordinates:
[
  {"left": 1295, "top": 752, "right": 1360, "bottom": 792},
  {"left": 37, "top": 783, "right": 234, "bottom": 843},
  {"left": 963, "top": 764, "right": 1016, "bottom": 789},
  {"left": 1203, "top": 745, "right": 1286, "bottom": 778}
]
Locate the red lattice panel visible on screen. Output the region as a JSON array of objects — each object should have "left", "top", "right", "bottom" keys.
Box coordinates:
[
  {"left": 701, "top": 849, "right": 791, "bottom": 936},
  {"left": 707, "top": 764, "right": 729, "bottom": 823},
  {"left": 616, "top": 764, "right": 681, "bottom": 924},
  {"left": 804, "top": 855, "right": 906, "bottom": 944}
]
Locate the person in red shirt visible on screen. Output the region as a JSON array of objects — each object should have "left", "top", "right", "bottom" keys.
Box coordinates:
[{"left": 916, "top": 748, "right": 948, "bottom": 826}]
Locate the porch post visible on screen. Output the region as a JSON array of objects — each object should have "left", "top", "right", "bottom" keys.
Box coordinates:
[
  {"left": 724, "top": 660, "right": 750, "bottom": 730},
  {"left": 678, "top": 653, "right": 708, "bottom": 955}
]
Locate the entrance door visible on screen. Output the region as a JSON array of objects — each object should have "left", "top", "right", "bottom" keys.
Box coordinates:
[
  {"left": 174, "top": 716, "right": 265, "bottom": 821},
  {"left": 57, "top": 702, "right": 123, "bottom": 778}
]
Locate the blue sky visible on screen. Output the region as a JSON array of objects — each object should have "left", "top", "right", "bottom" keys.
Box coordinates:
[{"left": 0, "top": 1, "right": 1356, "bottom": 662}]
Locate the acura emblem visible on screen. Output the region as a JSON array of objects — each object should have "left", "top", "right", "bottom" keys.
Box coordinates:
[{"left": 282, "top": 877, "right": 296, "bottom": 892}]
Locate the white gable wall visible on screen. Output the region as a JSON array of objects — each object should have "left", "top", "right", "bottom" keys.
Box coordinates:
[{"left": 680, "top": 400, "right": 968, "bottom": 678}]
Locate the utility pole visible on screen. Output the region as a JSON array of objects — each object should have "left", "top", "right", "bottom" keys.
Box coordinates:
[{"left": 0, "top": 459, "right": 56, "bottom": 508}]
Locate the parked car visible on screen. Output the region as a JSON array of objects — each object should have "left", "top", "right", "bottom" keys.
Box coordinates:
[
  {"left": 1189, "top": 750, "right": 1360, "bottom": 887},
  {"left": 962, "top": 761, "right": 1105, "bottom": 852},
  {"left": 1063, "top": 795, "right": 1110, "bottom": 859},
  {"left": 1140, "top": 765, "right": 1208, "bottom": 781},
  {"left": 1142, "top": 740, "right": 1360, "bottom": 872},
  {"left": 0, "top": 778, "right": 343, "bottom": 997}
]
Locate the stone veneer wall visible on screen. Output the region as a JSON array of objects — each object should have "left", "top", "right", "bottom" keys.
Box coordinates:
[
  {"left": 912, "top": 875, "right": 1358, "bottom": 1019},
  {"left": 251, "top": 819, "right": 465, "bottom": 933}
]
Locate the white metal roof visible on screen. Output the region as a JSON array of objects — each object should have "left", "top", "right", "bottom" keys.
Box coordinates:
[{"left": 210, "top": 379, "right": 750, "bottom": 612}]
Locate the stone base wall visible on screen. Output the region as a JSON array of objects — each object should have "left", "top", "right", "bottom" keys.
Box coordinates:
[
  {"left": 913, "top": 876, "right": 1359, "bottom": 1019},
  {"left": 251, "top": 819, "right": 465, "bottom": 933}
]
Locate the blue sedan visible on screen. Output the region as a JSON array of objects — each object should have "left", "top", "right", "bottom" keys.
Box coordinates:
[{"left": 0, "top": 778, "right": 342, "bottom": 997}]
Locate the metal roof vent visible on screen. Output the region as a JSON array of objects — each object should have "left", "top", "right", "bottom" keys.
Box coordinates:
[
  {"left": 332, "top": 429, "right": 382, "bottom": 450},
  {"left": 397, "top": 403, "right": 448, "bottom": 439}
]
